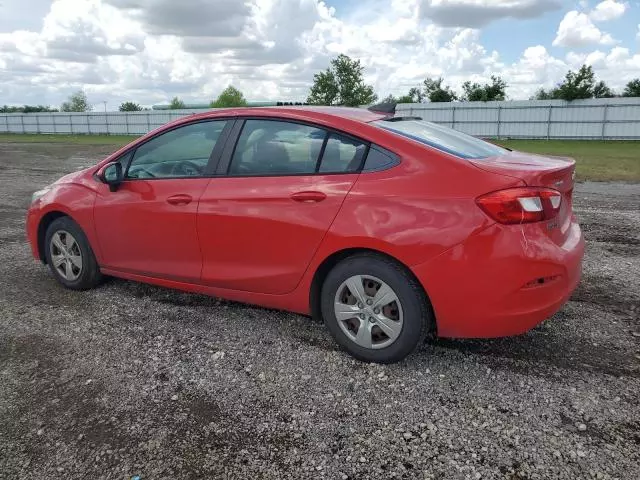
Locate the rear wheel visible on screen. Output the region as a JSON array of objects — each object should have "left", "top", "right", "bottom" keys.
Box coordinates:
[
  {"left": 321, "top": 253, "right": 432, "bottom": 363},
  {"left": 44, "top": 216, "right": 102, "bottom": 290}
]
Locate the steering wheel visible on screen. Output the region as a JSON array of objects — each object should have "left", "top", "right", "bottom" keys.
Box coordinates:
[
  {"left": 127, "top": 165, "right": 156, "bottom": 178},
  {"left": 171, "top": 160, "right": 202, "bottom": 177}
]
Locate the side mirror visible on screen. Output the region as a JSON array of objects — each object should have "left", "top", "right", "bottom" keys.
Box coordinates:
[{"left": 98, "top": 162, "right": 123, "bottom": 192}]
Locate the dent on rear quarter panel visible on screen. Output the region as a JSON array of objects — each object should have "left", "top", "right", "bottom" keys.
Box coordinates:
[{"left": 321, "top": 144, "right": 522, "bottom": 267}]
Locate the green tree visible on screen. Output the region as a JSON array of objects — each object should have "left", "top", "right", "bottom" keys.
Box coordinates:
[
  {"left": 462, "top": 76, "right": 507, "bottom": 102},
  {"left": 397, "top": 94, "right": 415, "bottom": 103},
  {"left": 408, "top": 87, "right": 425, "bottom": 103},
  {"left": 119, "top": 101, "right": 142, "bottom": 111},
  {"left": 307, "top": 54, "right": 377, "bottom": 107},
  {"left": 22, "top": 105, "right": 57, "bottom": 113},
  {"left": 60, "top": 90, "right": 92, "bottom": 112},
  {"left": 593, "top": 81, "right": 615, "bottom": 98},
  {"left": 169, "top": 96, "right": 186, "bottom": 109},
  {"left": 622, "top": 79, "right": 640, "bottom": 97},
  {"left": 532, "top": 88, "right": 556, "bottom": 100},
  {"left": 210, "top": 86, "right": 248, "bottom": 108},
  {"left": 484, "top": 76, "right": 507, "bottom": 101},
  {"left": 554, "top": 65, "right": 596, "bottom": 101},
  {"left": 423, "top": 77, "right": 457, "bottom": 102},
  {"left": 534, "top": 68, "right": 616, "bottom": 100},
  {"left": 0, "top": 105, "right": 56, "bottom": 113},
  {"left": 462, "top": 81, "right": 484, "bottom": 101}
]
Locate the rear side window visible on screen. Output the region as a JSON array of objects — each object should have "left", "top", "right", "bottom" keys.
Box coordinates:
[
  {"left": 373, "top": 119, "right": 507, "bottom": 159},
  {"left": 319, "top": 133, "right": 367, "bottom": 173},
  {"left": 229, "top": 120, "right": 324, "bottom": 175},
  {"left": 363, "top": 145, "right": 400, "bottom": 172}
]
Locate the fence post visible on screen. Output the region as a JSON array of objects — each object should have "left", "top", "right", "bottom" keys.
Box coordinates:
[
  {"left": 546, "top": 105, "right": 553, "bottom": 140},
  {"left": 52, "top": 114, "right": 57, "bottom": 134},
  {"left": 452, "top": 106, "right": 456, "bottom": 129},
  {"left": 69, "top": 114, "right": 73, "bottom": 134},
  {"left": 3, "top": 115, "right": 8, "bottom": 133},
  {"left": 87, "top": 113, "right": 91, "bottom": 134},
  {"left": 146, "top": 112, "right": 151, "bottom": 133},
  {"left": 601, "top": 104, "right": 609, "bottom": 140},
  {"left": 105, "top": 112, "right": 110, "bottom": 135},
  {"left": 125, "top": 113, "right": 130, "bottom": 135},
  {"left": 35, "top": 115, "right": 40, "bottom": 134},
  {"left": 20, "top": 115, "right": 25, "bottom": 134},
  {"left": 496, "top": 106, "right": 502, "bottom": 139}
]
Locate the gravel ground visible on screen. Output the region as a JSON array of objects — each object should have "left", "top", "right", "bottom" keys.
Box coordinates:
[{"left": 0, "top": 142, "right": 638, "bottom": 480}]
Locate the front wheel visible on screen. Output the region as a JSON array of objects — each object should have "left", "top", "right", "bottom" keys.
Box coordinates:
[
  {"left": 44, "top": 216, "right": 102, "bottom": 290},
  {"left": 321, "top": 253, "right": 433, "bottom": 363}
]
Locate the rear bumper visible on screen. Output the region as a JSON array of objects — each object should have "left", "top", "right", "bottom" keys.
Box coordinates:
[{"left": 412, "top": 220, "right": 584, "bottom": 338}]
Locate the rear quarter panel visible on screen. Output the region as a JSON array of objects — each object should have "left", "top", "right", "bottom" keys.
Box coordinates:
[{"left": 317, "top": 140, "right": 524, "bottom": 267}]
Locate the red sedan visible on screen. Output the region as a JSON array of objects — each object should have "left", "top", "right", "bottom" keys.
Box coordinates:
[{"left": 26, "top": 105, "right": 584, "bottom": 363}]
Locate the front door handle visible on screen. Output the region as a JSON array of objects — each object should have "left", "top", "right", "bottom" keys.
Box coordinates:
[
  {"left": 290, "top": 191, "right": 327, "bottom": 203},
  {"left": 166, "top": 194, "right": 193, "bottom": 205}
]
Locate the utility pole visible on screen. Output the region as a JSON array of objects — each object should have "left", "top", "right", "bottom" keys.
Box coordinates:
[{"left": 103, "top": 101, "right": 107, "bottom": 113}]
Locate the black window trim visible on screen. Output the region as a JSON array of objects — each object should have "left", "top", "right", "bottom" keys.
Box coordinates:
[
  {"left": 313, "top": 133, "right": 330, "bottom": 173},
  {"left": 110, "top": 117, "right": 237, "bottom": 182},
  {"left": 215, "top": 116, "right": 378, "bottom": 178}
]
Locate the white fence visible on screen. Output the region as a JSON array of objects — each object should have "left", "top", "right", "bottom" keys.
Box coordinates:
[
  {"left": 396, "top": 98, "right": 640, "bottom": 140},
  {"left": 0, "top": 109, "right": 205, "bottom": 136},
  {"left": 1, "top": 98, "right": 639, "bottom": 139}
]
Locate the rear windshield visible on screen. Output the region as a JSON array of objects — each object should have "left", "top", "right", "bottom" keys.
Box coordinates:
[{"left": 373, "top": 119, "right": 507, "bottom": 159}]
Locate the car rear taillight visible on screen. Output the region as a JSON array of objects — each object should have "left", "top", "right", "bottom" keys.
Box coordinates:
[{"left": 476, "top": 187, "right": 562, "bottom": 225}]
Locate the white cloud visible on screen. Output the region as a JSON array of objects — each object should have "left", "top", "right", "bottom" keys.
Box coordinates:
[
  {"left": 419, "top": 0, "right": 561, "bottom": 27},
  {"left": 0, "top": 0, "right": 638, "bottom": 109},
  {"left": 589, "top": 0, "right": 627, "bottom": 22},
  {"left": 553, "top": 11, "right": 616, "bottom": 48},
  {"left": 566, "top": 50, "right": 607, "bottom": 69}
]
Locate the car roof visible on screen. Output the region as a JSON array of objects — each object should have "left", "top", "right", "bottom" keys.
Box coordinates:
[{"left": 182, "top": 106, "right": 388, "bottom": 125}]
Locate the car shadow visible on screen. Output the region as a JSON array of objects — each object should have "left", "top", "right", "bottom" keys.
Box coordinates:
[
  {"left": 419, "top": 308, "right": 639, "bottom": 379},
  {"left": 39, "top": 273, "right": 638, "bottom": 380}
]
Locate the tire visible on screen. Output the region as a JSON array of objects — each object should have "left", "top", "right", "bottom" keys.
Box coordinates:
[
  {"left": 44, "top": 216, "right": 102, "bottom": 290},
  {"left": 320, "top": 253, "right": 433, "bottom": 364}
]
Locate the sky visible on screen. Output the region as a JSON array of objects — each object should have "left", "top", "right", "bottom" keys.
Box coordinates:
[{"left": 0, "top": 0, "right": 639, "bottom": 109}]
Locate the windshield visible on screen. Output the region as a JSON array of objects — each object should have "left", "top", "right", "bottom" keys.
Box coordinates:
[{"left": 373, "top": 119, "right": 508, "bottom": 159}]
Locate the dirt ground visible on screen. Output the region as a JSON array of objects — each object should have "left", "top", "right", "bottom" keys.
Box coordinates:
[{"left": 0, "top": 142, "right": 638, "bottom": 480}]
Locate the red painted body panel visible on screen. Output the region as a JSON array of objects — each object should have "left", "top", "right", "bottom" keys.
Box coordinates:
[
  {"left": 198, "top": 174, "right": 357, "bottom": 294},
  {"left": 412, "top": 219, "right": 584, "bottom": 338},
  {"left": 26, "top": 174, "right": 101, "bottom": 262},
  {"left": 25, "top": 106, "right": 585, "bottom": 340},
  {"left": 93, "top": 178, "right": 210, "bottom": 282}
]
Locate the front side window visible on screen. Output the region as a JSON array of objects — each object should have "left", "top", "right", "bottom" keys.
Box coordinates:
[
  {"left": 229, "top": 120, "right": 325, "bottom": 176},
  {"left": 126, "top": 121, "right": 227, "bottom": 179},
  {"left": 373, "top": 119, "right": 508, "bottom": 160}
]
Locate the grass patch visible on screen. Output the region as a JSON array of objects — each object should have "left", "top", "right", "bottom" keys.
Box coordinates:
[
  {"left": 0, "top": 133, "right": 138, "bottom": 146},
  {"left": 496, "top": 140, "right": 640, "bottom": 182}
]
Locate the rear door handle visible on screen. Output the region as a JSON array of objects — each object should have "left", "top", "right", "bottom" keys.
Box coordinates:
[
  {"left": 166, "top": 194, "right": 193, "bottom": 205},
  {"left": 290, "top": 191, "right": 327, "bottom": 203}
]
